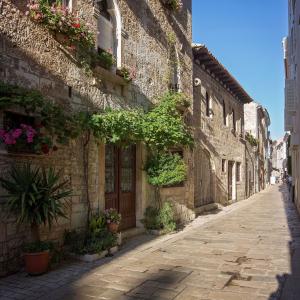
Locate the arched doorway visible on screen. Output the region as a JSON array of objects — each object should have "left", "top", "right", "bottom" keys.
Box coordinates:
[{"left": 196, "top": 148, "right": 215, "bottom": 207}]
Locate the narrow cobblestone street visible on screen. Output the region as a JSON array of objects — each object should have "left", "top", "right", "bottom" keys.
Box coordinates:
[{"left": 0, "top": 184, "right": 299, "bottom": 300}]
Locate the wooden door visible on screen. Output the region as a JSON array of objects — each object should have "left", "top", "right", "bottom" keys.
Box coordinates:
[
  {"left": 196, "top": 149, "right": 213, "bottom": 207},
  {"left": 105, "top": 145, "right": 136, "bottom": 230},
  {"left": 228, "top": 161, "right": 233, "bottom": 201}
]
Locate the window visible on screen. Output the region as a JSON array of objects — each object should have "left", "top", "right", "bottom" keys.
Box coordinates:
[
  {"left": 236, "top": 162, "right": 241, "bottom": 182},
  {"left": 98, "top": 0, "right": 111, "bottom": 20},
  {"left": 222, "top": 100, "right": 226, "bottom": 126},
  {"left": 232, "top": 109, "right": 236, "bottom": 132},
  {"left": 205, "top": 92, "right": 210, "bottom": 117},
  {"left": 96, "top": 0, "right": 122, "bottom": 68},
  {"left": 222, "top": 159, "right": 226, "bottom": 173},
  {"left": 169, "top": 48, "right": 181, "bottom": 92}
]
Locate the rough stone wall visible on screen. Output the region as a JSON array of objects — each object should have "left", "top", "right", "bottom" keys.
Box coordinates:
[
  {"left": 193, "top": 64, "right": 246, "bottom": 206},
  {"left": 0, "top": 0, "right": 192, "bottom": 276}
]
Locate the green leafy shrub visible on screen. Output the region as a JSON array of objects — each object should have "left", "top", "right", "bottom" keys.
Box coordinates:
[
  {"left": 89, "top": 213, "right": 107, "bottom": 237},
  {"left": 145, "top": 153, "right": 187, "bottom": 187},
  {"left": 141, "top": 206, "right": 161, "bottom": 230},
  {"left": 159, "top": 202, "right": 176, "bottom": 232},
  {"left": 64, "top": 213, "right": 118, "bottom": 256},
  {"left": 142, "top": 202, "right": 176, "bottom": 233},
  {"left": 245, "top": 132, "right": 258, "bottom": 147}
]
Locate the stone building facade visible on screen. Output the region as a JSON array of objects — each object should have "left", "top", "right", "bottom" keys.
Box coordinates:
[
  {"left": 193, "top": 45, "right": 252, "bottom": 208},
  {"left": 244, "top": 102, "right": 271, "bottom": 191},
  {"left": 0, "top": 0, "right": 193, "bottom": 275},
  {"left": 284, "top": 0, "right": 300, "bottom": 213}
]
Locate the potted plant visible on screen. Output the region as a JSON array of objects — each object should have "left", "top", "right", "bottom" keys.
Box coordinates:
[
  {"left": 0, "top": 163, "right": 71, "bottom": 275},
  {"left": 95, "top": 49, "right": 116, "bottom": 70},
  {"left": 104, "top": 208, "right": 121, "bottom": 233}
]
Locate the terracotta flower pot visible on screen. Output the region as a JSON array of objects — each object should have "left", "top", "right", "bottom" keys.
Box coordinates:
[
  {"left": 107, "top": 222, "right": 119, "bottom": 233},
  {"left": 24, "top": 250, "right": 50, "bottom": 275}
]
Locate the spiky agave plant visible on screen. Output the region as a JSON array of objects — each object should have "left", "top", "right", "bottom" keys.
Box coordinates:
[{"left": 0, "top": 163, "right": 72, "bottom": 242}]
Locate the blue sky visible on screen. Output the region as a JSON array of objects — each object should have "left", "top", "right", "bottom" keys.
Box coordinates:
[{"left": 192, "top": 0, "right": 288, "bottom": 140}]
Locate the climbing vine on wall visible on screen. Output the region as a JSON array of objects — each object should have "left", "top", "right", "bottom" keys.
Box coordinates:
[{"left": 0, "top": 82, "right": 193, "bottom": 192}]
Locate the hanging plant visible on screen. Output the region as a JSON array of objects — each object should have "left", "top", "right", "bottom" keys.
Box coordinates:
[
  {"left": 27, "top": 0, "right": 95, "bottom": 50},
  {"left": 0, "top": 81, "right": 80, "bottom": 153},
  {"left": 0, "top": 124, "right": 56, "bottom": 154}
]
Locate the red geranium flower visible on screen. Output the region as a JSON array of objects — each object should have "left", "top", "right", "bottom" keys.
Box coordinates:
[{"left": 72, "top": 23, "right": 80, "bottom": 28}]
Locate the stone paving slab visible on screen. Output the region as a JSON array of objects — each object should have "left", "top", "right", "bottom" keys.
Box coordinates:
[{"left": 0, "top": 185, "right": 299, "bottom": 300}]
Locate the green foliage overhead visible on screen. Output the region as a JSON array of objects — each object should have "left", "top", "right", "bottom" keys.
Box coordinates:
[
  {"left": 0, "top": 164, "right": 71, "bottom": 233},
  {"left": 142, "top": 202, "right": 176, "bottom": 233},
  {"left": 90, "top": 109, "right": 144, "bottom": 145},
  {"left": 0, "top": 82, "right": 193, "bottom": 151},
  {"left": 142, "top": 92, "right": 193, "bottom": 151},
  {"left": 145, "top": 152, "right": 187, "bottom": 187}
]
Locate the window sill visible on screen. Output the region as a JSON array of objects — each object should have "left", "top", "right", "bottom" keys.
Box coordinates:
[
  {"left": 0, "top": 149, "right": 43, "bottom": 158},
  {"left": 93, "top": 66, "right": 129, "bottom": 86}
]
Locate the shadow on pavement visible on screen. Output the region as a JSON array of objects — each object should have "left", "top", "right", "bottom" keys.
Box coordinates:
[{"left": 269, "top": 184, "right": 300, "bottom": 300}]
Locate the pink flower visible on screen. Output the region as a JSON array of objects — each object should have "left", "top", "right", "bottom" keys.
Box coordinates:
[{"left": 12, "top": 129, "right": 22, "bottom": 139}]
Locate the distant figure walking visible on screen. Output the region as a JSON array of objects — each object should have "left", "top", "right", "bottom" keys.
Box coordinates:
[{"left": 288, "top": 175, "right": 294, "bottom": 202}]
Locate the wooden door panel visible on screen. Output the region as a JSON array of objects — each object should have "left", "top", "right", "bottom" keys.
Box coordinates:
[
  {"left": 105, "top": 145, "right": 136, "bottom": 230},
  {"left": 119, "top": 146, "right": 136, "bottom": 230}
]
